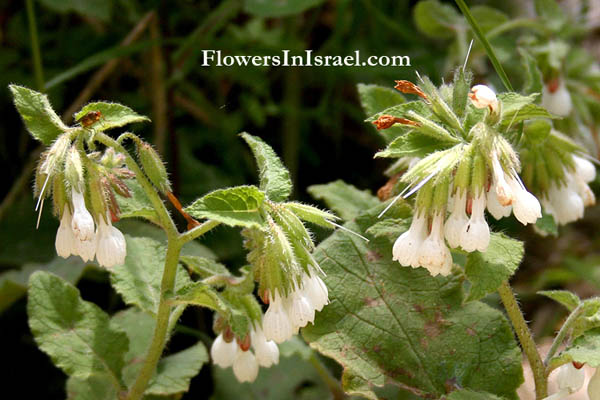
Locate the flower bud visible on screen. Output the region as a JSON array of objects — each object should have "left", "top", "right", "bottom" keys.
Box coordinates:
[
  {"left": 137, "top": 141, "right": 171, "bottom": 194},
  {"left": 573, "top": 155, "right": 596, "bottom": 183},
  {"left": 542, "top": 78, "right": 572, "bottom": 117},
  {"left": 469, "top": 85, "right": 498, "bottom": 112},
  {"left": 65, "top": 146, "right": 84, "bottom": 191}
]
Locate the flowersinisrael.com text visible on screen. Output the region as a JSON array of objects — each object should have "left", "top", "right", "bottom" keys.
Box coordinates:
[{"left": 201, "top": 50, "right": 410, "bottom": 67}]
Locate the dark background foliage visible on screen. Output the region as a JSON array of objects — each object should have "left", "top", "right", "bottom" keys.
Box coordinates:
[{"left": 1, "top": 0, "right": 599, "bottom": 398}]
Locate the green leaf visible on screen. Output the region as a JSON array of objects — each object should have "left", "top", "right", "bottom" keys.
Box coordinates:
[
  {"left": 9, "top": 84, "right": 68, "bottom": 145},
  {"left": 240, "top": 132, "right": 292, "bottom": 202},
  {"left": 357, "top": 83, "right": 405, "bottom": 116},
  {"left": 375, "top": 130, "right": 449, "bottom": 159},
  {"left": 452, "top": 68, "right": 472, "bottom": 119},
  {"left": 146, "top": 342, "right": 208, "bottom": 395},
  {"left": 185, "top": 185, "right": 266, "bottom": 228},
  {"left": 283, "top": 202, "right": 338, "bottom": 228},
  {"left": 243, "top": 0, "right": 324, "bottom": 17},
  {"left": 538, "top": 290, "right": 581, "bottom": 312},
  {"left": 520, "top": 49, "right": 543, "bottom": 95},
  {"left": 0, "top": 256, "right": 87, "bottom": 313},
  {"left": 469, "top": 6, "right": 509, "bottom": 33},
  {"left": 27, "top": 271, "right": 127, "bottom": 386},
  {"left": 549, "top": 328, "right": 600, "bottom": 369},
  {"left": 534, "top": 0, "right": 568, "bottom": 31},
  {"left": 307, "top": 180, "right": 380, "bottom": 221},
  {"left": 66, "top": 374, "right": 119, "bottom": 400},
  {"left": 464, "top": 233, "right": 524, "bottom": 302},
  {"left": 413, "top": 0, "right": 462, "bottom": 39},
  {"left": 180, "top": 255, "right": 230, "bottom": 278},
  {"left": 303, "top": 222, "right": 523, "bottom": 399},
  {"left": 365, "top": 100, "right": 430, "bottom": 123},
  {"left": 365, "top": 218, "right": 411, "bottom": 240},
  {"left": 500, "top": 104, "right": 556, "bottom": 130},
  {"left": 447, "top": 389, "right": 506, "bottom": 400},
  {"left": 38, "top": 0, "right": 111, "bottom": 22},
  {"left": 116, "top": 179, "right": 159, "bottom": 224},
  {"left": 110, "top": 236, "right": 192, "bottom": 314},
  {"left": 73, "top": 102, "right": 149, "bottom": 132}
]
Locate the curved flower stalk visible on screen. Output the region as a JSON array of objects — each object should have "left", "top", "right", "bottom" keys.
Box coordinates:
[{"left": 210, "top": 322, "right": 280, "bottom": 383}]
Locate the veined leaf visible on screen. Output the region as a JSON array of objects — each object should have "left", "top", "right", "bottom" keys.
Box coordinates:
[
  {"left": 283, "top": 202, "right": 338, "bottom": 228},
  {"left": 74, "top": 102, "right": 149, "bottom": 132},
  {"left": 308, "top": 180, "right": 380, "bottom": 221},
  {"left": 538, "top": 290, "right": 581, "bottom": 312},
  {"left": 185, "top": 185, "right": 266, "bottom": 228}
]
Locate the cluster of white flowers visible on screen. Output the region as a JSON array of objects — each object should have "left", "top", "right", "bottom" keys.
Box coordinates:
[
  {"left": 263, "top": 273, "right": 329, "bottom": 343},
  {"left": 55, "top": 188, "right": 126, "bottom": 268},
  {"left": 541, "top": 155, "right": 596, "bottom": 225},
  {"left": 211, "top": 324, "right": 279, "bottom": 383},
  {"left": 544, "top": 363, "right": 600, "bottom": 399}
]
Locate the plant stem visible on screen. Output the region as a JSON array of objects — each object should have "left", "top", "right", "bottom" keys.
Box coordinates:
[
  {"left": 178, "top": 219, "right": 221, "bottom": 243},
  {"left": 498, "top": 281, "right": 547, "bottom": 399},
  {"left": 544, "top": 303, "right": 585, "bottom": 367},
  {"left": 308, "top": 353, "right": 346, "bottom": 400},
  {"left": 126, "top": 234, "right": 182, "bottom": 400},
  {"left": 25, "top": 0, "right": 44, "bottom": 91}
]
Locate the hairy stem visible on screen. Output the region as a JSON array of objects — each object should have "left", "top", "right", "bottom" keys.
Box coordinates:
[
  {"left": 498, "top": 281, "right": 547, "bottom": 399},
  {"left": 25, "top": 0, "right": 44, "bottom": 91},
  {"left": 126, "top": 234, "right": 182, "bottom": 400},
  {"left": 544, "top": 303, "right": 585, "bottom": 368}
]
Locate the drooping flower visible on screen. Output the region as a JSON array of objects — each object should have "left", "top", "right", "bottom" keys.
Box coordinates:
[
  {"left": 211, "top": 333, "right": 238, "bottom": 368},
  {"left": 507, "top": 175, "right": 542, "bottom": 225},
  {"left": 286, "top": 284, "right": 316, "bottom": 333},
  {"left": 444, "top": 191, "right": 469, "bottom": 249},
  {"left": 232, "top": 348, "right": 259, "bottom": 383},
  {"left": 469, "top": 84, "right": 498, "bottom": 112},
  {"left": 487, "top": 179, "right": 512, "bottom": 220},
  {"left": 55, "top": 205, "right": 76, "bottom": 258},
  {"left": 95, "top": 215, "right": 126, "bottom": 269},
  {"left": 392, "top": 213, "right": 428, "bottom": 267},
  {"left": 251, "top": 326, "right": 279, "bottom": 368},
  {"left": 459, "top": 192, "right": 490, "bottom": 252},
  {"left": 417, "top": 213, "right": 452, "bottom": 277},
  {"left": 263, "top": 292, "right": 294, "bottom": 344},
  {"left": 301, "top": 273, "right": 329, "bottom": 312},
  {"left": 70, "top": 188, "right": 95, "bottom": 242},
  {"left": 542, "top": 78, "right": 573, "bottom": 117}
]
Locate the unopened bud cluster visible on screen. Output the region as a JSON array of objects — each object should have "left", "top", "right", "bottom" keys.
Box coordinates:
[{"left": 36, "top": 133, "right": 133, "bottom": 269}]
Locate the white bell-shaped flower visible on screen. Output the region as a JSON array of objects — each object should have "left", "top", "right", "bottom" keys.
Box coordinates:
[
  {"left": 55, "top": 206, "right": 76, "bottom": 258},
  {"left": 76, "top": 235, "right": 96, "bottom": 262},
  {"left": 573, "top": 155, "right": 596, "bottom": 183},
  {"left": 469, "top": 84, "right": 498, "bottom": 111},
  {"left": 487, "top": 180, "right": 512, "bottom": 220},
  {"left": 211, "top": 333, "right": 238, "bottom": 368},
  {"left": 460, "top": 193, "right": 490, "bottom": 252},
  {"left": 95, "top": 215, "right": 126, "bottom": 269},
  {"left": 302, "top": 273, "right": 329, "bottom": 312},
  {"left": 557, "top": 362, "right": 585, "bottom": 393},
  {"left": 542, "top": 79, "right": 572, "bottom": 117},
  {"left": 546, "top": 182, "right": 584, "bottom": 225},
  {"left": 251, "top": 326, "right": 279, "bottom": 368},
  {"left": 287, "top": 285, "right": 315, "bottom": 330},
  {"left": 507, "top": 176, "right": 542, "bottom": 225},
  {"left": 70, "top": 188, "right": 95, "bottom": 242},
  {"left": 491, "top": 153, "right": 514, "bottom": 206},
  {"left": 393, "top": 213, "right": 428, "bottom": 268},
  {"left": 588, "top": 368, "right": 600, "bottom": 400},
  {"left": 232, "top": 348, "right": 259, "bottom": 383},
  {"left": 263, "top": 292, "right": 293, "bottom": 344},
  {"left": 444, "top": 191, "right": 469, "bottom": 248},
  {"left": 417, "top": 213, "right": 452, "bottom": 277}
]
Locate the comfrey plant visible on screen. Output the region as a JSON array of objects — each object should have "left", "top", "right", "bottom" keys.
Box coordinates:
[{"left": 10, "top": 85, "right": 340, "bottom": 397}]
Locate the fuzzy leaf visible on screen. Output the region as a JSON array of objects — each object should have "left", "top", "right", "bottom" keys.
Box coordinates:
[
  {"left": 447, "top": 389, "right": 506, "bottom": 400},
  {"left": 283, "top": 202, "right": 338, "bottom": 228},
  {"left": 357, "top": 83, "right": 405, "bottom": 116},
  {"left": 9, "top": 85, "right": 68, "bottom": 145},
  {"left": 465, "top": 234, "right": 524, "bottom": 302},
  {"left": 549, "top": 328, "right": 600, "bottom": 369},
  {"left": 74, "top": 102, "right": 149, "bottom": 131},
  {"left": 66, "top": 375, "right": 119, "bottom": 400},
  {"left": 185, "top": 185, "right": 266, "bottom": 228},
  {"left": 520, "top": 49, "right": 543, "bottom": 95},
  {"left": 500, "top": 104, "right": 556, "bottom": 130},
  {"left": 240, "top": 132, "right": 292, "bottom": 202},
  {"left": 116, "top": 179, "right": 159, "bottom": 224},
  {"left": 27, "top": 272, "right": 128, "bottom": 385},
  {"left": 365, "top": 100, "right": 430, "bottom": 123},
  {"left": 538, "top": 290, "right": 581, "bottom": 312},
  {"left": 375, "top": 130, "right": 449, "bottom": 159},
  {"left": 180, "top": 255, "right": 230, "bottom": 278},
  {"left": 146, "top": 342, "right": 208, "bottom": 395},
  {"left": 308, "top": 180, "right": 380, "bottom": 221},
  {"left": 110, "top": 236, "right": 191, "bottom": 315},
  {"left": 303, "top": 222, "right": 523, "bottom": 399}
]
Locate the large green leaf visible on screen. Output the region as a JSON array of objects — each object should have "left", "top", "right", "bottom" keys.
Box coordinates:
[
  {"left": 110, "top": 236, "right": 192, "bottom": 315},
  {"left": 185, "top": 185, "right": 266, "bottom": 228},
  {"left": 27, "top": 272, "right": 128, "bottom": 387},
  {"left": 464, "top": 233, "right": 524, "bottom": 302},
  {"left": 357, "top": 84, "right": 405, "bottom": 117},
  {"left": 73, "top": 102, "right": 149, "bottom": 132},
  {"left": 302, "top": 222, "right": 523, "bottom": 399},
  {"left": 66, "top": 374, "right": 119, "bottom": 400},
  {"left": 116, "top": 179, "right": 159, "bottom": 224},
  {"left": 146, "top": 342, "right": 208, "bottom": 395},
  {"left": 9, "top": 85, "right": 68, "bottom": 145},
  {"left": 240, "top": 132, "right": 292, "bottom": 202},
  {"left": 308, "top": 180, "right": 380, "bottom": 221},
  {"left": 243, "top": 0, "right": 324, "bottom": 17},
  {"left": 447, "top": 389, "right": 506, "bottom": 400}
]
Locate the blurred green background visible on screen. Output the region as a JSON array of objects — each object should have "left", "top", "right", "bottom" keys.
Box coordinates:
[{"left": 2, "top": 0, "right": 600, "bottom": 398}]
